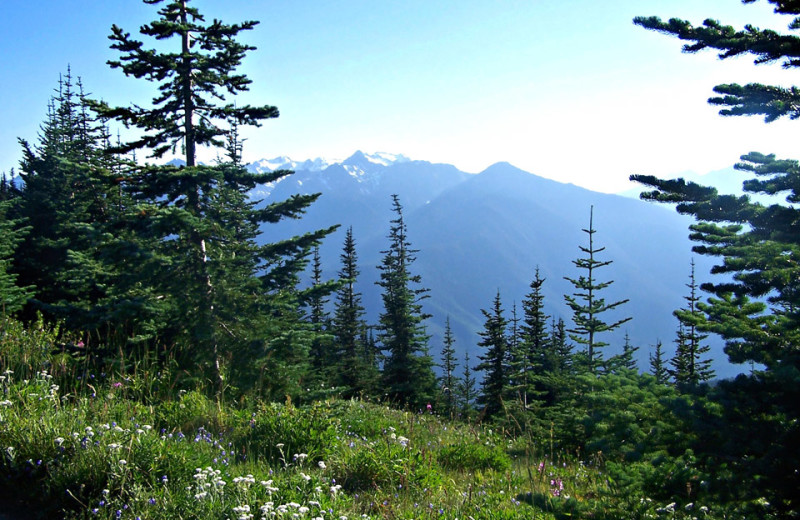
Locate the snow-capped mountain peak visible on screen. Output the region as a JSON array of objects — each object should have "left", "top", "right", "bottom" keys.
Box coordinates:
[
  {"left": 343, "top": 150, "right": 409, "bottom": 168},
  {"left": 249, "top": 156, "right": 333, "bottom": 173}
]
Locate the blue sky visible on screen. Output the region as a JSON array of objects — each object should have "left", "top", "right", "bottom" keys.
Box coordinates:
[{"left": 1, "top": 0, "right": 797, "bottom": 193}]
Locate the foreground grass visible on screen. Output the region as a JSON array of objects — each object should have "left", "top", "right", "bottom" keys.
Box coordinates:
[
  {"left": 0, "top": 320, "right": 727, "bottom": 519},
  {"left": 0, "top": 369, "right": 719, "bottom": 520}
]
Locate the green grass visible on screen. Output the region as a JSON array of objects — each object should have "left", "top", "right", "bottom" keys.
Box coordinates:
[
  {"left": 0, "top": 370, "right": 725, "bottom": 520},
  {"left": 0, "top": 317, "right": 770, "bottom": 519}
]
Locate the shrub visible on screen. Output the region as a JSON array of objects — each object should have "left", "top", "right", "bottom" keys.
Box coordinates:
[
  {"left": 437, "top": 441, "right": 511, "bottom": 472},
  {"left": 233, "top": 401, "right": 338, "bottom": 465}
]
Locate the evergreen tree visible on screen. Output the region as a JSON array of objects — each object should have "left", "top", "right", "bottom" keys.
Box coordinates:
[
  {"left": 0, "top": 171, "right": 20, "bottom": 202},
  {"left": 632, "top": 3, "right": 800, "bottom": 374},
  {"left": 506, "top": 302, "right": 523, "bottom": 401},
  {"left": 14, "top": 70, "right": 121, "bottom": 328},
  {"left": 306, "top": 246, "right": 332, "bottom": 376},
  {"left": 476, "top": 290, "right": 510, "bottom": 418},
  {"left": 308, "top": 247, "right": 329, "bottom": 326},
  {"left": 457, "top": 351, "right": 478, "bottom": 420},
  {"left": 518, "top": 268, "right": 551, "bottom": 408},
  {"left": 610, "top": 331, "right": 639, "bottom": 372},
  {"left": 92, "top": 0, "right": 336, "bottom": 393},
  {"left": 564, "top": 206, "right": 631, "bottom": 372},
  {"left": 0, "top": 200, "right": 32, "bottom": 315},
  {"left": 540, "top": 316, "right": 575, "bottom": 409},
  {"left": 669, "top": 260, "right": 714, "bottom": 384},
  {"left": 649, "top": 340, "right": 668, "bottom": 385},
  {"left": 549, "top": 317, "right": 573, "bottom": 373},
  {"left": 633, "top": 6, "right": 800, "bottom": 511},
  {"left": 332, "top": 227, "right": 375, "bottom": 397},
  {"left": 439, "top": 316, "right": 459, "bottom": 418},
  {"left": 376, "top": 195, "right": 436, "bottom": 407}
]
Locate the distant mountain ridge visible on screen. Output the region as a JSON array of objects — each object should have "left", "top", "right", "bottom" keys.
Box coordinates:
[{"left": 250, "top": 152, "right": 741, "bottom": 378}]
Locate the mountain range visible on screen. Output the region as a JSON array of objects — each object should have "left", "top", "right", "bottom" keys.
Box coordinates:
[{"left": 251, "top": 151, "right": 745, "bottom": 378}]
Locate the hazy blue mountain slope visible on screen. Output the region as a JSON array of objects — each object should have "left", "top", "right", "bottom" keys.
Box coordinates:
[{"left": 254, "top": 156, "right": 741, "bottom": 378}]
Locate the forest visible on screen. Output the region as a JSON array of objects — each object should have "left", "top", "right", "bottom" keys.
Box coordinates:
[{"left": 1, "top": 1, "right": 799, "bottom": 518}]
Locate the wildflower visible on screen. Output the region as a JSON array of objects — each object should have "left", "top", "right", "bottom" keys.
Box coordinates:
[
  {"left": 119, "top": 459, "right": 127, "bottom": 466},
  {"left": 300, "top": 472, "right": 312, "bottom": 481},
  {"left": 54, "top": 437, "right": 65, "bottom": 446},
  {"left": 318, "top": 461, "right": 326, "bottom": 469}
]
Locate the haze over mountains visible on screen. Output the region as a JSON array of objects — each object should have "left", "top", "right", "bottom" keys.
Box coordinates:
[{"left": 251, "top": 151, "right": 743, "bottom": 378}]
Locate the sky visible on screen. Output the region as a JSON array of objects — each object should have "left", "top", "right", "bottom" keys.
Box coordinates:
[{"left": 1, "top": 0, "right": 798, "bottom": 194}]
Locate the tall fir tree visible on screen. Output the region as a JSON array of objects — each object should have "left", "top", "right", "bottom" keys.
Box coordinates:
[
  {"left": 0, "top": 199, "right": 32, "bottom": 316},
  {"left": 669, "top": 260, "right": 714, "bottom": 385},
  {"left": 457, "top": 351, "right": 478, "bottom": 420},
  {"left": 518, "top": 268, "right": 551, "bottom": 408},
  {"left": 91, "top": 0, "right": 336, "bottom": 394},
  {"left": 506, "top": 302, "right": 523, "bottom": 402},
  {"left": 610, "top": 331, "right": 640, "bottom": 372},
  {"left": 332, "top": 227, "right": 376, "bottom": 397},
  {"left": 649, "top": 340, "right": 669, "bottom": 385},
  {"left": 475, "top": 290, "right": 511, "bottom": 418},
  {"left": 376, "top": 195, "right": 436, "bottom": 407},
  {"left": 439, "top": 316, "right": 459, "bottom": 418},
  {"left": 14, "top": 70, "right": 121, "bottom": 327},
  {"left": 633, "top": 6, "right": 800, "bottom": 510},
  {"left": 549, "top": 317, "right": 573, "bottom": 373},
  {"left": 540, "top": 316, "right": 575, "bottom": 409},
  {"left": 564, "top": 206, "right": 631, "bottom": 373},
  {"left": 306, "top": 246, "right": 334, "bottom": 378}
]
